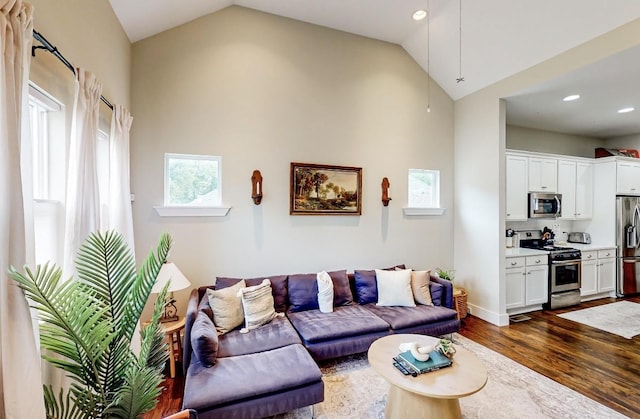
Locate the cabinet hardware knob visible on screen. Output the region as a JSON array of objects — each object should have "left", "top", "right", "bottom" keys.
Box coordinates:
[
  {"left": 511, "top": 261, "right": 517, "bottom": 266},
  {"left": 506, "top": 213, "right": 511, "bottom": 216},
  {"left": 535, "top": 259, "right": 540, "bottom": 263},
  {"left": 587, "top": 255, "right": 592, "bottom": 258}
]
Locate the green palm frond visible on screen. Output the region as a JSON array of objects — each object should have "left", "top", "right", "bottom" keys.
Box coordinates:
[{"left": 10, "top": 230, "right": 173, "bottom": 419}]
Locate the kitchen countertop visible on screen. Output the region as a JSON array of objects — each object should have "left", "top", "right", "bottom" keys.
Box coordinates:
[
  {"left": 505, "top": 247, "right": 548, "bottom": 257},
  {"left": 556, "top": 242, "right": 616, "bottom": 251},
  {"left": 506, "top": 243, "right": 616, "bottom": 257}
]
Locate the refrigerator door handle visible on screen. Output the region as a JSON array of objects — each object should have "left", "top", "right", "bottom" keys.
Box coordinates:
[{"left": 634, "top": 204, "right": 640, "bottom": 248}]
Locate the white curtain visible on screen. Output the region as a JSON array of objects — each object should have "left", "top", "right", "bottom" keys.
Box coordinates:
[
  {"left": 108, "top": 104, "right": 135, "bottom": 250},
  {"left": 62, "top": 68, "right": 102, "bottom": 278},
  {"left": 0, "top": 1, "right": 46, "bottom": 417},
  {"left": 108, "top": 104, "right": 140, "bottom": 353}
]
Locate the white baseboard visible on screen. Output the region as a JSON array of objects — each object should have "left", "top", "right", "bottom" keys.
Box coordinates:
[{"left": 467, "top": 303, "right": 510, "bottom": 326}]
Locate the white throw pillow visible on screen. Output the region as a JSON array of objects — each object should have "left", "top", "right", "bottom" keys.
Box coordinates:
[
  {"left": 316, "top": 271, "right": 334, "bottom": 313},
  {"left": 206, "top": 279, "right": 246, "bottom": 335},
  {"left": 236, "top": 279, "right": 277, "bottom": 333},
  {"left": 375, "top": 269, "right": 416, "bottom": 307}
]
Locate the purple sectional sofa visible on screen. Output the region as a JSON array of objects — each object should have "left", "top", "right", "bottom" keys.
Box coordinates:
[{"left": 181, "top": 269, "right": 460, "bottom": 419}]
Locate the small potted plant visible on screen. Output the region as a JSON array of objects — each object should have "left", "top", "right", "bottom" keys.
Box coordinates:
[
  {"left": 435, "top": 268, "right": 455, "bottom": 283},
  {"left": 436, "top": 338, "right": 457, "bottom": 359}
]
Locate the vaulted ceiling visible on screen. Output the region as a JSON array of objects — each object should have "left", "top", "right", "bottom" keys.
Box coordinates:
[{"left": 109, "top": 0, "right": 640, "bottom": 137}]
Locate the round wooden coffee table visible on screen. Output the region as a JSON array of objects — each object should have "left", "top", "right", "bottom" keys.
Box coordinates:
[{"left": 368, "top": 334, "right": 487, "bottom": 419}]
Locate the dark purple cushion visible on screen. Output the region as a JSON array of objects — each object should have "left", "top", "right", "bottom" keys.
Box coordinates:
[
  {"left": 191, "top": 310, "right": 218, "bottom": 367},
  {"left": 363, "top": 304, "right": 456, "bottom": 330},
  {"left": 328, "top": 269, "right": 353, "bottom": 306},
  {"left": 286, "top": 305, "right": 390, "bottom": 343},
  {"left": 287, "top": 273, "right": 319, "bottom": 312},
  {"left": 354, "top": 270, "right": 377, "bottom": 305},
  {"left": 429, "top": 282, "right": 444, "bottom": 306},
  {"left": 216, "top": 275, "right": 288, "bottom": 312},
  {"left": 217, "top": 316, "right": 302, "bottom": 358},
  {"left": 198, "top": 294, "right": 213, "bottom": 320}
]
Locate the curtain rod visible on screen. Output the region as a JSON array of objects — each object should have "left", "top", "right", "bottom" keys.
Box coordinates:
[{"left": 32, "top": 30, "right": 114, "bottom": 111}]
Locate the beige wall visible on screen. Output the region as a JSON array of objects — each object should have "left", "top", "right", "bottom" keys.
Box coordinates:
[
  {"left": 506, "top": 125, "right": 605, "bottom": 158},
  {"left": 29, "top": 0, "right": 131, "bottom": 108},
  {"left": 131, "top": 6, "right": 455, "bottom": 316},
  {"left": 455, "top": 17, "right": 640, "bottom": 325}
]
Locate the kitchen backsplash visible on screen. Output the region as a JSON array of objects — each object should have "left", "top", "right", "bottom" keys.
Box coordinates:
[{"left": 506, "top": 219, "right": 574, "bottom": 242}]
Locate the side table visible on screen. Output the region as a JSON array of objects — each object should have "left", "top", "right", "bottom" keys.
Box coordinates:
[{"left": 144, "top": 317, "right": 186, "bottom": 378}]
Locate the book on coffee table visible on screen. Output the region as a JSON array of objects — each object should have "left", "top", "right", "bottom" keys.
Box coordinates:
[{"left": 395, "top": 350, "right": 452, "bottom": 374}]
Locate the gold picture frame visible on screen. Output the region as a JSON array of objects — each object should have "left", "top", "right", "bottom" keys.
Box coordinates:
[{"left": 290, "top": 162, "right": 362, "bottom": 215}]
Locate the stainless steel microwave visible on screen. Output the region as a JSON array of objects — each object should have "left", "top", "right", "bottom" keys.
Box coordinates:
[{"left": 529, "top": 192, "right": 562, "bottom": 218}]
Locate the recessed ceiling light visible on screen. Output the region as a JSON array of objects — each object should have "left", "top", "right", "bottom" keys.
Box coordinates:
[
  {"left": 618, "top": 107, "right": 635, "bottom": 114},
  {"left": 412, "top": 10, "right": 427, "bottom": 21},
  {"left": 563, "top": 94, "right": 580, "bottom": 102}
]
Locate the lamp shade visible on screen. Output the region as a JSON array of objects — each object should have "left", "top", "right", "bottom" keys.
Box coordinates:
[{"left": 151, "top": 262, "right": 191, "bottom": 294}]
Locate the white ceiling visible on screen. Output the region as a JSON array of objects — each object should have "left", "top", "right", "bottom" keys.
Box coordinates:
[{"left": 109, "top": 0, "right": 640, "bottom": 138}]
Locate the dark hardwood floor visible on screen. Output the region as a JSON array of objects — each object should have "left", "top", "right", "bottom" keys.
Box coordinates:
[
  {"left": 146, "top": 296, "right": 640, "bottom": 418},
  {"left": 459, "top": 296, "right": 640, "bottom": 418}
]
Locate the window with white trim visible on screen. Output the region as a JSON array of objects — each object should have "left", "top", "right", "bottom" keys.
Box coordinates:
[
  {"left": 164, "top": 153, "right": 221, "bottom": 206},
  {"left": 408, "top": 168, "right": 440, "bottom": 208},
  {"left": 28, "top": 83, "right": 65, "bottom": 264}
]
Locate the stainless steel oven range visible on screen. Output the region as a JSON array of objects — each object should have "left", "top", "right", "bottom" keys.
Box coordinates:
[{"left": 518, "top": 230, "right": 582, "bottom": 309}]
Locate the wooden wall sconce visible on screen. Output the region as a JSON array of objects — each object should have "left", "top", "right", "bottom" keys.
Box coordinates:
[
  {"left": 381, "top": 177, "right": 391, "bottom": 206},
  {"left": 251, "top": 170, "right": 263, "bottom": 205}
]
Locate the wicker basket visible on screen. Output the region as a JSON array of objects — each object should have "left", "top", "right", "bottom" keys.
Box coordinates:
[{"left": 453, "top": 287, "right": 468, "bottom": 319}]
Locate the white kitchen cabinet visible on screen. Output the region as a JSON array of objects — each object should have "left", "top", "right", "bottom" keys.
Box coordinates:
[
  {"left": 616, "top": 161, "right": 640, "bottom": 195},
  {"left": 580, "top": 248, "right": 615, "bottom": 297},
  {"left": 580, "top": 251, "right": 598, "bottom": 295},
  {"left": 506, "top": 154, "right": 528, "bottom": 220},
  {"left": 506, "top": 255, "right": 548, "bottom": 310},
  {"left": 505, "top": 266, "right": 526, "bottom": 309},
  {"left": 597, "top": 249, "right": 616, "bottom": 292},
  {"left": 558, "top": 159, "right": 593, "bottom": 220},
  {"left": 529, "top": 157, "right": 557, "bottom": 192},
  {"left": 525, "top": 264, "right": 548, "bottom": 305},
  {"left": 575, "top": 162, "right": 593, "bottom": 219},
  {"left": 558, "top": 160, "right": 576, "bottom": 220}
]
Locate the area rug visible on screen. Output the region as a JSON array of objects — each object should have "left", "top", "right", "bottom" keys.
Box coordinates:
[
  {"left": 274, "top": 334, "right": 624, "bottom": 419},
  {"left": 557, "top": 301, "right": 640, "bottom": 339}
]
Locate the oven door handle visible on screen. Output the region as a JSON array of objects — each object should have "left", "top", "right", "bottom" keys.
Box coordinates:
[{"left": 550, "top": 260, "right": 580, "bottom": 265}]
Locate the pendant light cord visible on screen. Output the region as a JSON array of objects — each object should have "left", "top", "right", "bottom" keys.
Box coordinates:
[
  {"left": 427, "top": 0, "right": 431, "bottom": 112},
  {"left": 456, "top": 0, "right": 465, "bottom": 83}
]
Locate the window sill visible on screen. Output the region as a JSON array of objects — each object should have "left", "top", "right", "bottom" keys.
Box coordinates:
[
  {"left": 402, "top": 207, "right": 446, "bottom": 216},
  {"left": 154, "top": 206, "right": 231, "bottom": 217}
]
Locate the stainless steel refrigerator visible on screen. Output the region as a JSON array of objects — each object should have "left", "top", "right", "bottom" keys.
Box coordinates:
[{"left": 616, "top": 196, "right": 640, "bottom": 296}]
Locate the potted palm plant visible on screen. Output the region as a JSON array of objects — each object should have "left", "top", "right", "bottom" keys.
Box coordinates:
[{"left": 10, "top": 230, "right": 173, "bottom": 419}]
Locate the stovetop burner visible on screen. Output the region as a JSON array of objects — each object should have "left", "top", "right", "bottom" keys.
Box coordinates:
[{"left": 533, "top": 245, "right": 578, "bottom": 252}]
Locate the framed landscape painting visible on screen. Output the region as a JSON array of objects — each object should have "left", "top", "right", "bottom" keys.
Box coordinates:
[{"left": 290, "top": 162, "right": 362, "bottom": 215}]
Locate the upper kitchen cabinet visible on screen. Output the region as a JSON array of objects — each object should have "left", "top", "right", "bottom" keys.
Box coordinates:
[
  {"left": 506, "top": 154, "right": 528, "bottom": 220},
  {"left": 528, "top": 157, "right": 557, "bottom": 192},
  {"left": 558, "top": 159, "right": 593, "bottom": 220},
  {"left": 616, "top": 160, "right": 640, "bottom": 195}
]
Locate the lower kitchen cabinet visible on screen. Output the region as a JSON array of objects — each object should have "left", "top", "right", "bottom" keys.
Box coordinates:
[
  {"left": 581, "top": 249, "right": 616, "bottom": 298},
  {"left": 506, "top": 255, "right": 548, "bottom": 310}
]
